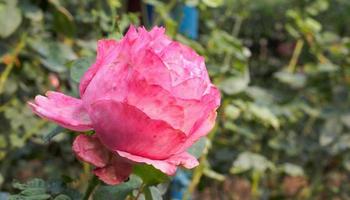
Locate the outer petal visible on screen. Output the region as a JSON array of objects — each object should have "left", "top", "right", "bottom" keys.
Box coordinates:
[
  {"left": 82, "top": 61, "right": 129, "bottom": 107},
  {"left": 93, "top": 156, "right": 132, "bottom": 185},
  {"left": 72, "top": 134, "right": 109, "bottom": 167},
  {"left": 166, "top": 151, "right": 199, "bottom": 169},
  {"left": 179, "top": 86, "right": 220, "bottom": 134},
  {"left": 28, "top": 91, "right": 92, "bottom": 131},
  {"left": 179, "top": 111, "right": 217, "bottom": 154},
  {"left": 117, "top": 150, "right": 199, "bottom": 176},
  {"left": 79, "top": 39, "right": 119, "bottom": 96},
  {"left": 117, "top": 150, "right": 177, "bottom": 175},
  {"left": 72, "top": 134, "right": 132, "bottom": 185},
  {"left": 89, "top": 100, "right": 186, "bottom": 160}
]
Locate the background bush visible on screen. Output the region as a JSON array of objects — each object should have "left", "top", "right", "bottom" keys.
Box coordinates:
[{"left": 0, "top": 0, "right": 350, "bottom": 199}]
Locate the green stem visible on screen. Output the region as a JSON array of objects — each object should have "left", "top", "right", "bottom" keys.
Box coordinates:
[
  {"left": 287, "top": 39, "right": 304, "bottom": 72},
  {"left": 223, "top": 15, "right": 244, "bottom": 69},
  {"left": 152, "top": 0, "right": 177, "bottom": 26},
  {"left": 251, "top": 171, "right": 261, "bottom": 198},
  {"left": 233, "top": 15, "right": 243, "bottom": 37},
  {"left": 182, "top": 125, "right": 219, "bottom": 200},
  {"left": 83, "top": 175, "right": 99, "bottom": 200},
  {"left": 182, "top": 157, "right": 206, "bottom": 200}
]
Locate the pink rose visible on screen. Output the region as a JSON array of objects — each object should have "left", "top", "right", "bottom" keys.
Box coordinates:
[{"left": 29, "top": 26, "right": 221, "bottom": 185}]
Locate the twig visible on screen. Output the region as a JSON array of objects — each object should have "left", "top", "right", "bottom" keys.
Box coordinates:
[{"left": 0, "top": 34, "right": 27, "bottom": 94}]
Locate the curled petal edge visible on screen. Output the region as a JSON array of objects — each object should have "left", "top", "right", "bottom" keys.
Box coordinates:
[
  {"left": 116, "top": 150, "right": 199, "bottom": 176},
  {"left": 28, "top": 91, "right": 93, "bottom": 132}
]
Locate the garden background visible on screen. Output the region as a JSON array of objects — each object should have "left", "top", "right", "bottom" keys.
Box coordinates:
[{"left": 0, "top": 0, "right": 350, "bottom": 199}]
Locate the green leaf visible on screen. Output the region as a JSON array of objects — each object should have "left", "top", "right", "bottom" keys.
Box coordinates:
[
  {"left": 203, "top": 168, "right": 225, "bottom": 181},
  {"left": 13, "top": 178, "right": 46, "bottom": 190},
  {"left": 0, "top": 173, "right": 3, "bottom": 186},
  {"left": 50, "top": 2, "right": 76, "bottom": 37},
  {"left": 144, "top": 186, "right": 163, "bottom": 200},
  {"left": 29, "top": 40, "right": 77, "bottom": 73},
  {"left": 280, "top": 163, "right": 304, "bottom": 176},
  {"left": 220, "top": 70, "right": 250, "bottom": 95},
  {"left": 319, "top": 118, "right": 342, "bottom": 146},
  {"left": 9, "top": 178, "right": 80, "bottom": 200},
  {"left": 42, "top": 126, "right": 65, "bottom": 143},
  {"left": 0, "top": 0, "right": 22, "bottom": 38},
  {"left": 10, "top": 179, "right": 50, "bottom": 200},
  {"left": 133, "top": 165, "right": 169, "bottom": 186},
  {"left": 246, "top": 103, "right": 280, "bottom": 129},
  {"left": 202, "top": 0, "right": 223, "bottom": 8},
  {"left": 274, "top": 71, "right": 306, "bottom": 89},
  {"left": 54, "top": 194, "right": 72, "bottom": 200},
  {"left": 20, "top": 188, "right": 46, "bottom": 196},
  {"left": 224, "top": 105, "right": 241, "bottom": 120},
  {"left": 230, "top": 152, "right": 275, "bottom": 174},
  {"left": 10, "top": 194, "right": 51, "bottom": 200},
  {"left": 341, "top": 114, "right": 350, "bottom": 129},
  {"left": 69, "top": 57, "right": 94, "bottom": 83},
  {"left": 93, "top": 175, "right": 142, "bottom": 200},
  {"left": 21, "top": 2, "right": 43, "bottom": 22},
  {"left": 187, "top": 137, "right": 207, "bottom": 158}
]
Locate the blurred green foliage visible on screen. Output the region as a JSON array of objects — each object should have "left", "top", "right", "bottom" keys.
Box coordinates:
[{"left": 1, "top": 0, "right": 350, "bottom": 199}]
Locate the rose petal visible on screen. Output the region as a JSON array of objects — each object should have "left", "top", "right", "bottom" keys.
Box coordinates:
[
  {"left": 179, "top": 111, "right": 217, "bottom": 154},
  {"left": 167, "top": 151, "right": 199, "bottom": 169},
  {"left": 126, "top": 72, "right": 220, "bottom": 135},
  {"left": 93, "top": 155, "right": 132, "bottom": 185},
  {"left": 82, "top": 61, "right": 129, "bottom": 106},
  {"left": 126, "top": 26, "right": 171, "bottom": 55},
  {"left": 79, "top": 39, "right": 119, "bottom": 96},
  {"left": 133, "top": 49, "right": 172, "bottom": 91},
  {"left": 89, "top": 100, "right": 186, "bottom": 160},
  {"left": 73, "top": 134, "right": 133, "bottom": 185},
  {"left": 160, "top": 42, "right": 210, "bottom": 93},
  {"left": 171, "top": 77, "right": 208, "bottom": 100},
  {"left": 127, "top": 73, "right": 184, "bottom": 130},
  {"left": 28, "top": 91, "right": 92, "bottom": 131},
  {"left": 148, "top": 26, "right": 172, "bottom": 53},
  {"left": 117, "top": 150, "right": 177, "bottom": 175},
  {"left": 117, "top": 150, "right": 198, "bottom": 176},
  {"left": 72, "top": 134, "right": 110, "bottom": 167}
]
